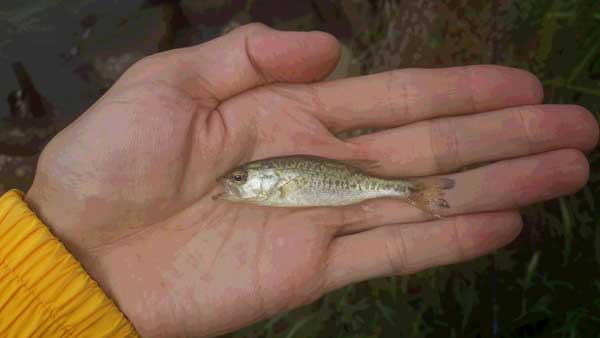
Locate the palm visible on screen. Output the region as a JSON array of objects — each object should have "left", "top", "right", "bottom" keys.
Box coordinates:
[
  {"left": 113, "top": 83, "right": 366, "bottom": 336},
  {"left": 33, "top": 71, "right": 352, "bottom": 337},
  {"left": 25, "top": 24, "right": 597, "bottom": 338},
  {"left": 131, "top": 83, "right": 352, "bottom": 334}
]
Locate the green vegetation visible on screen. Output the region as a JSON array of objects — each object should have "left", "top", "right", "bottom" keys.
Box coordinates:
[{"left": 222, "top": 0, "right": 600, "bottom": 337}]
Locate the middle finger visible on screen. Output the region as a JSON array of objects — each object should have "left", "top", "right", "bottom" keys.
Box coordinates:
[
  {"left": 310, "top": 65, "right": 543, "bottom": 133},
  {"left": 344, "top": 104, "right": 598, "bottom": 177}
]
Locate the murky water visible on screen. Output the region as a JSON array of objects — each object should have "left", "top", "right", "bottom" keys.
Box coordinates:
[{"left": 0, "top": 0, "right": 146, "bottom": 121}]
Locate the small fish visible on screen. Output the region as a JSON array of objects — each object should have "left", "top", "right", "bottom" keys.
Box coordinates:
[{"left": 213, "top": 155, "right": 455, "bottom": 217}]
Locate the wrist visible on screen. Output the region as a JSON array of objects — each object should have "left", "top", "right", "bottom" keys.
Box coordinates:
[
  {"left": 24, "top": 183, "right": 109, "bottom": 281},
  {"left": 24, "top": 183, "right": 82, "bottom": 253},
  {"left": 24, "top": 184, "right": 150, "bottom": 335},
  {"left": 0, "top": 189, "right": 141, "bottom": 337}
]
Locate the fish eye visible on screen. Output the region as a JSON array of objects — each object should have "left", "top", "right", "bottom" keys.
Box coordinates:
[{"left": 230, "top": 170, "right": 247, "bottom": 183}]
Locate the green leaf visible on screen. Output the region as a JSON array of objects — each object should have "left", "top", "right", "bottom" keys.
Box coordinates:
[
  {"left": 560, "top": 197, "right": 573, "bottom": 265},
  {"left": 285, "top": 313, "right": 316, "bottom": 338},
  {"left": 524, "top": 251, "right": 541, "bottom": 289},
  {"left": 567, "top": 30, "right": 600, "bottom": 83}
]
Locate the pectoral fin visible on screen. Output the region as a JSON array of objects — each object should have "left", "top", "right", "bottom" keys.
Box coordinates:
[
  {"left": 212, "top": 192, "right": 226, "bottom": 201},
  {"left": 275, "top": 177, "right": 300, "bottom": 200}
]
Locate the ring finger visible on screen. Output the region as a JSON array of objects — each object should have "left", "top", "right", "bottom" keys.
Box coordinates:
[{"left": 333, "top": 148, "right": 589, "bottom": 234}]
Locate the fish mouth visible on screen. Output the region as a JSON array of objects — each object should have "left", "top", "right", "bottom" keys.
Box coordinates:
[{"left": 213, "top": 178, "right": 241, "bottom": 201}]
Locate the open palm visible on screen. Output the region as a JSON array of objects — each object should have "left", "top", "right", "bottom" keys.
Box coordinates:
[{"left": 25, "top": 24, "right": 598, "bottom": 338}]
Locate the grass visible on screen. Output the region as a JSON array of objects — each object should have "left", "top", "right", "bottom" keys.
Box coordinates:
[{"left": 221, "top": 0, "right": 600, "bottom": 337}]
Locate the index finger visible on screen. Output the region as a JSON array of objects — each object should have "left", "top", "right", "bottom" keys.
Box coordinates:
[{"left": 310, "top": 65, "right": 543, "bottom": 133}]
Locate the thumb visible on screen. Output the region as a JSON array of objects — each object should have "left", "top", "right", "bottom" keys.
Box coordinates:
[{"left": 122, "top": 23, "right": 342, "bottom": 102}]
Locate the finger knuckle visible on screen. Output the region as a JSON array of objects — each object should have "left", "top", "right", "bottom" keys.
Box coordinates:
[
  {"left": 384, "top": 227, "right": 410, "bottom": 275},
  {"left": 450, "top": 216, "right": 467, "bottom": 262},
  {"left": 515, "top": 105, "right": 539, "bottom": 152},
  {"left": 430, "top": 118, "right": 461, "bottom": 171}
]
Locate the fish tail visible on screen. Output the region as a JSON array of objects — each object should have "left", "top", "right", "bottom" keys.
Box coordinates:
[{"left": 405, "top": 177, "right": 455, "bottom": 218}]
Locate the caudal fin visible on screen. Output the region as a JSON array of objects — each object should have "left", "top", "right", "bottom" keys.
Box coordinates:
[{"left": 406, "top": 177, "right": 455, "bottom": 218}]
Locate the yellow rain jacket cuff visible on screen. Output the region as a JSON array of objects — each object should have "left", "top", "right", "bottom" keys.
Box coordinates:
[{"left": 0, "top": 189, "right": 140, "bottom": 337}]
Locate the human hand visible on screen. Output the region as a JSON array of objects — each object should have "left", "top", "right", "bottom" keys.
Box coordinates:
[{"left": 25, "top": 23, "right": 598, "bottom": 338}]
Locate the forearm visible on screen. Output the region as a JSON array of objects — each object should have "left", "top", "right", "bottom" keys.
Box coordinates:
[{"left": 0, "top": 189, "right": 140, "bottom": 338}]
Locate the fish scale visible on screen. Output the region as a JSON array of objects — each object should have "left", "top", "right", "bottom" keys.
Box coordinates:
[{"left": 275, "top": 159, "right": 407, "bottom": 203}]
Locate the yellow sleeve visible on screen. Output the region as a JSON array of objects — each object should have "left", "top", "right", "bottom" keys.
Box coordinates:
[{"left": 0, "top": 189, "right": 140, "bottom": 338}]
